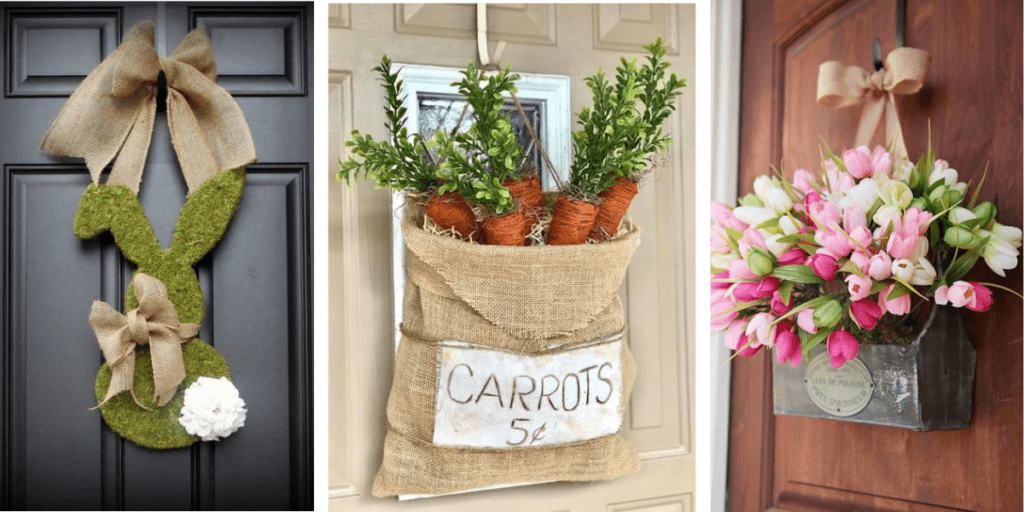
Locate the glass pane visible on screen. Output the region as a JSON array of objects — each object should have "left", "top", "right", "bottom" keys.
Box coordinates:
[{"left": 417, "top": 92, "right": 545, "bottom": 175}]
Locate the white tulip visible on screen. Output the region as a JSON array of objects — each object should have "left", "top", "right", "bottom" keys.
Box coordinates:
[
  {"left": 764, "top": 232, "right": 792, "bottom": 257},
  {"left": 892, "top": 160, "right": 914, "bottom": 182},
  {"left": 928, "top": 160, "right": 967, "bottom": 194},
  {"left": 929, "top": 159, "right": 958, "bottom": 186},
  {"left": 732, "top": 205, "right": 776, "bottom": 227},
  {"left": 838, "top": 179, "right": 880, "bottom": 215},
  {"left": 911, "top": 236, "right": 930, "bottom": 260},
  {"left": 891, "top": 258, "right": 915, "bottom": 281},
  {"left": 753, "top": 175, "right": 793, "bottom": 213},
  {"left": 712, "top": 252, "right": 740, "bottom": 270},
  {"left": 979, "top": 224, "right": 1022, "bottom": 277},
  {"left": 881, "top": 180, "right": 913, "bottom": 208},
  {"left": 909, "top": 257, "right": 937, "bottom": 286},
  {"left": 779, "top": 215, "right": 804, "bottom": 236},
  {"left": 948, "top": 207, "right": 977, "bottom": 224},
  {"left": 872, "top": 204, "right": 901, "bottom": 229}
]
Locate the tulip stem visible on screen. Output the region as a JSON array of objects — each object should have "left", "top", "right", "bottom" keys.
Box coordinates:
[{"left": 977, "top": 282, "right": 1024, "bottom": 300}]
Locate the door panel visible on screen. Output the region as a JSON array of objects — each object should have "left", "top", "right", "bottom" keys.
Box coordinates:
[
  {"left": 329, "top": 3, "right": 695, "bottom": 510},
  {"left": 1, "top": 3, "right": 313, "bottom": 510},
  {"left": 730, "top": 1, "right": 1022, "bottom": 511}
]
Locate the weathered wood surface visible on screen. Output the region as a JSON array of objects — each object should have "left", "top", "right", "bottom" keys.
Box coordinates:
[{"left": 773, "top": 307, "right": 976, "bottom": 431}]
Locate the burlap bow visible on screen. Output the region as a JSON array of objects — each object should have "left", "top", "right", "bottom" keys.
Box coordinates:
[
  {"left": 40, "top": 20, "right": 256, "bottom": 195},
  {"left": 90, "top": 273, "right": 198, "bottom": 409},
  {"left": 817, "top": 47, "right": 929, "bottom": 162}
]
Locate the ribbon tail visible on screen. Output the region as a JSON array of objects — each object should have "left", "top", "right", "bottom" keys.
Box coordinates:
[
  {"left": 854, "top": 94, "right": 886, "bottom": 149},
  {"left": 149, "top": 328, "right": 187, "bottom": 407},
  {"left": 885, "top": 92, "right": 909, "bottom": 162},
  {"left": 106, "top": 97, "right": 157, "bottom": 193},
  {"left": 94, "top": 348, "right": 148, "bottom": 410},
  {"left": 165, "top": 65, "right": 257, "bottom": 194}
]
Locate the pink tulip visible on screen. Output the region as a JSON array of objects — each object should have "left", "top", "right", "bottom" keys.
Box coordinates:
[
  {"left": 711, "top": 270, "right": 731, "bottom": 290},
  {"left": 797, "top": 308, "right": 818, "bottom": 333},
  {"left": 793, "top": 169, "right": 816, "bottom": 195},
  {"left": 843, "top": 205, "right": 867, "bottom": 232},
  {"left": 886, "top": 231, "right": 917, "bottom": 259},
  {"left": 871, "top": 146, "right": 892, "bottom": 176},
  {"left": 775, "top": 323, "right": 802, "bottom": 367},
  {"left": 725, "top": 319, "right": 747, "bottom": 350},
  {"left": 849, "top": 226, "right": 873, "bottom": 251},
  {"left": 849, "top": 251, "right": 871, "bottom": 274},
  {"left": 850, "top": 299, "right": 884, "bottom": 329},
  {"left": 878, "top": 283, "right": 911, "bottom": 315},
  {"left": 808, "top": 200, "right": 841, "bottom": 228},
  {"left": 733, "top": 276, "right": 780, "bottom": 302},
  {"left": 937, "top": 281, "right": 994, "bottom": 312},
  {"left": 868, "top": 253, "right": 893, "bottom": 281},
  {"left": 810, "top": 253, "right": 839, "bottom": 281},
  {"left": 968, "top": 282, "right": 994, "bottom": 312},
  {"left": 710, "top": 294, "right": 738, "bottom": 330},
  {"left": 845, "top": 274, "right": 873, "bottom": 301},
  {"left": 771, "top": 290, "right": 792, "bottom": 316},
  {"left": 777, "top": 248, "right": 807, "bottom": 266},
  {"left": 825, "top": 159, "right": 854, "bottom": 194},
  {"left": 903, "top": 208, "right": 931, "bottom": 236},
  {"left": 843, "top": 146, "right": 874, "bottom": 179},
  {"left": 827, "top": 330, "right": 859, "bottom": 369},
  {"left": 728, "top": 258, "right": 759, "bottom": 280},
  {"left": 802, "top": 191, "right": 823, "bottom": 218},
  {"left": 725, "top": 320, "right": 762, "bottom": 356},
  {"left": 817, "top": 227, "right": 853, "bottom": 258},
  {"left": 746, "top": 312, "right": 778, "bottom": 348},
  {"left": 710, "top": 227, "right": 731, "bottom": 252},
  {"left": 738, "top": 227, "right": 768, "bottom": 255}
]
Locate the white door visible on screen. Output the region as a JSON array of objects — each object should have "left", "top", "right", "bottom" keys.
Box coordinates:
[{"left": 328, "top": 4, "right": 695, "bottom": 510}]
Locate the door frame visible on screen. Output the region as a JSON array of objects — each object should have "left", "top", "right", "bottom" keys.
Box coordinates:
[{"left": 708, "top": 0, "right": 742, "bottom": 511}]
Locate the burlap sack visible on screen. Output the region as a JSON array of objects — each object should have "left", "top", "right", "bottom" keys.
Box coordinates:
[{"left": 371, "top": 218, "right": 643, "bottom": 497}]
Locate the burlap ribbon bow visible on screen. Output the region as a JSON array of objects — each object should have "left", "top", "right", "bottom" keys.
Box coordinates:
[
  {"left": 817, "top": 47, "right": 929, "bottom": 162},
  {"left": 40, "top": 20, "right": 256, "bottom": 195},
  {"left": 90, "top": 273, "right": 198, "bottom": 408}
]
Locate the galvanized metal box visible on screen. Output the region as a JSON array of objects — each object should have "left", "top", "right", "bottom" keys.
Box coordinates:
[{"left": 773, "top": 306, "right": 976, "bottom": 431}]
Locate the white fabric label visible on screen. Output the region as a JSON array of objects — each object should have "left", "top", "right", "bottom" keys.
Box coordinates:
[{"left": 432, "top": 339, "right": 623, "bottom": 449}]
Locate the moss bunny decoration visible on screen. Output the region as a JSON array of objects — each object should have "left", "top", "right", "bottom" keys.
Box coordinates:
[
  {"left": 39, "top": 18, "right": 258, "bottom": 450},
  {"left": 75, "top": 168, "right": 245, "bottom": 449}
]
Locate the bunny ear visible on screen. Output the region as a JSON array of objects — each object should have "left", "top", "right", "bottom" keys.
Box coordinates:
[
  {"left": 170, "top": 167, "right": 246, "bottom": 265},
  {"left": 74, "top": 184, "right": 163, "bottom": 268}
]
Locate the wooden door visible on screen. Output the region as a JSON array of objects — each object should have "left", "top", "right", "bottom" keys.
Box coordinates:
[
  {"left": 329, "top": 3, "right": 695, "bottom": 510},
  {"left": 0, "top": 3, "right": 313, "bottom": 509},
  {"left": 729, "top": 0, "right": 1022, "bottom": 510}
]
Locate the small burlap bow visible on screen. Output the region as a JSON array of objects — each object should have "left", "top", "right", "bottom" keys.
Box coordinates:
[
  {"left": 90, "top": 273, "right": 199, "bottom": 409},
  {"left": 40, "top": 19, "right": 256, "bottom": 195},
  {"left": 817, "top": 47, "right": 929, "bottom": 162}
]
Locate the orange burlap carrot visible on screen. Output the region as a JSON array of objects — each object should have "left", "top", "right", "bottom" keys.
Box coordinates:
[
  {"left": 590, "top": 177, "right": 639, "bottom": 241},
  {"left": 425, "top": 191, "right": 481, "bottom": 241},
  {"left": 546, "top": 196, "right": 598, "bottom": 245},
  {"left": 503, "top": 175, "right": 544, "bottom": 236},
  {"left": 482, "top": 207, "right": 527, "bottom": 246}
]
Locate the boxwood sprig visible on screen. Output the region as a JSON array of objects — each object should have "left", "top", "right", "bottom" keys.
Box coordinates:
[
  {"left": 569, "top": 38, "right": 686, "bottom": 199},
  {"left": 336, "top": 55, "right": 437, "bottom": 192},
  {"left": 434, "top": 63, "right": 524, "bottom": 216}
]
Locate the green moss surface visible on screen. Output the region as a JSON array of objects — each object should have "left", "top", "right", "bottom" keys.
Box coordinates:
[
  {"left": 74, "top": 167, "right": 246, "bottom": 325},
  {"left": 95, "top": 339, "right": 232, "bottom": 450},
  {"left": 77, "top": 168, "right": 246, "bottom": 449}
]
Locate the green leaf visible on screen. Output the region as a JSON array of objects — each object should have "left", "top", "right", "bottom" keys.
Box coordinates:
[
  {"left": 801, "top": 329, "right": 832, "bottom": 359},
  {"left": 770, "top": 265, "right": 824, "bottom": 284},
  {"left": 886, "top": 282, "right": 911, "bottom": 300},
  {"left": 778, "top": 280, "right": 794, "bottom": 304}
]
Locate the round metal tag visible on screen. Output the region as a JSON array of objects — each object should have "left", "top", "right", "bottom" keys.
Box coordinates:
[{"left": 804, "top": 353, "right": 874, "bottom": 417}]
